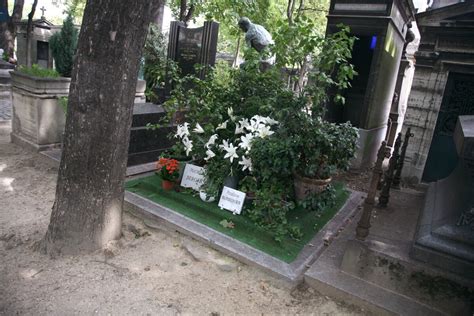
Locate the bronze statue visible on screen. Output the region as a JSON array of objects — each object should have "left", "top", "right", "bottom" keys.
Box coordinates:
[{"left": 238, "top": 17, "right": 274, "bottom": 53}]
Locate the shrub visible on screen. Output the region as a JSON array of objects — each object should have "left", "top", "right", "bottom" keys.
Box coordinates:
[
  {"left": 50, "top": 15, "right": 78, "bottom": 77},
  {"left": 17, "top": 64, "right": 60, "bottom": 78}
]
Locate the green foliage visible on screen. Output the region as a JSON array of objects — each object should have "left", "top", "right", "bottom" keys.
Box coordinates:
[
  {"left": 167, "top": 0, "right": 329, "bottom": 59},
  {"left": 163, "top": 61, "right": 234, "bottom": 126},
  {"left": 250, "top": 136, "right": 295, "bottom": 184},
  {"left": 201, "top": 0, "right": 273, "bottom": 54},
  {"left": 17, "top": 64, "right": 60, "bottom": 78},
  {"left": 219, "top": 219, "right": 235, "bottom": 229},
  {"left": 272, "top": 14, "right": 322, "bottom": 70},
  {"left": 247, "top": 186, "right": 295, "bottom": 242},
  {"left": 50, "top": 15, "right": 78, "bottom": 77},
  {"left": 298, "top": 184, "right": 336, "bottom": 212},
  {"left": 288, "top": 225, "right": 303, "bottom": 240},
  {"left": 306, "top": 24, "right": 357, "bottom": 108},
  {"left": 158, "top": 18, "right": 358, "bottom": 241},
  {"left": 288, "top": 119, "right": 359, "bottom": 179},
  {"left": 143, "top": 24, "right": 178, "bottom": 103},
  {"left": 66, "top": 0, "right": 86, "bottom": 23},
  {"left": 202, "top": 154, "right": 232, "bottom": 198}
]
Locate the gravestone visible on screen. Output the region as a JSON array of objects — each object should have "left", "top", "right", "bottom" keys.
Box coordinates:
[
  {"left": 127, "top": 21, "right": 218, "bottom": 166},
  {"left": 167, "top": 21, "right": 219, "bottom": 79},
  {"left": 127, "top": 102, "right": 176, "bottom": 166},
  {"left": 411, "top": 116, "right": 474, "bottom": 278}
]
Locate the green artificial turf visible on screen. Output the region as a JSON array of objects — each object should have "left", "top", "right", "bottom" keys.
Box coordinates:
[{"left": 125, "top": 175, "right": 349, "bottom": 263}]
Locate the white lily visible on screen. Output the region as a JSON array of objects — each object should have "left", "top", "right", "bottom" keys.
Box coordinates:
[
  {"left": 235, "top": 122, "right": 245, "bottom": 135},
  {"left": 182, "top": 136, "right": 193, "bottom": 156},
  {"left": 239, "top": 118, "right": 250, "bottom": 130},
  {"left": 216, "top": 120, "right": 228, "bottom": 130},
  {"left": 239, "top": 156, "right": 253, "bottom": 172},
  {"left": 219, "top": 139, "right": 229, "bottom": 150},
  {"left": 222, "top": 142, "right": 239, "bottom": 163},
  {"left": 264, "top": 117, "right": 279, "bottom": 125},
  {"left": 228, "top": 107, "right": 237, "bottom": 121},
  {"left": 239, "top": 133, "right": 254, "bottom": 151},
  {"left": 175, "top": 122, "right": 190, "bottom": 138},
  {"left": 250, "top": 117, "right": 265, "bottom": 132},
  {"left": 204, "top": 149, "right": 216, "bottom": 161},
  {"left": 193, "top": 123, "right": 205, "bottom": 134},
  {"left": 205, "top": 134, "right": 218, "bottom": 148},
  {"left": 257, "top": 125, "right": 274, "bottom": 138},
  {"left": 251, "top": 115, "right": 264, "bottom": 125}
]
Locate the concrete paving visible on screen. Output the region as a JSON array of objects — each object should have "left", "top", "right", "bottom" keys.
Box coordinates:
[{"left": 304, "top": 187, "right": 473, "bottom": 315}]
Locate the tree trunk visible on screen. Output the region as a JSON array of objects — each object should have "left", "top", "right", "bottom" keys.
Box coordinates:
[
  {"left": 0, "top": 0, "right": 24, "bottom": 59},
  {"left": 25, "top": 0, "right": 37, "bottom": 67},
  {"left": 232, "top": 36, "right": 241, "bottom": 68},
  {"left": 40, "top": 0, "right": 162, "bottom": 256},
  {"left": 152, "top": 0, "right": 165, "bottom": 31}
]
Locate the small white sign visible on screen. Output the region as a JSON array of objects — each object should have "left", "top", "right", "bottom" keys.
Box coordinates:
[
  {"left": 180, "top": 164, "right": 205, "bottom": 191},
  {"left": 218, "top": 186, "right": 246, "bottom": 215}
]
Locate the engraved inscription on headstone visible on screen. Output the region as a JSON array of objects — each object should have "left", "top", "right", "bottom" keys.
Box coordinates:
[
  {"left": 176, "top": 27, "right": 203, "bottom": 77},
  {"left": 167, "top": 21, "right": 219, "bottom": 80}
]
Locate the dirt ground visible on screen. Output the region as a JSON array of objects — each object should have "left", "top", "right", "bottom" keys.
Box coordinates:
[{"left": 0, "top": 126, "right": 366, "bottom": 315}]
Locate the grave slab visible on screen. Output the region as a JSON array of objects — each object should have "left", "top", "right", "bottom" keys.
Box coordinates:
[
  {"left": 304, "top": 187, "right": 473, "bottom": 315},
  {"left": 123, "top": 186, "right": 365, "bottom": 283},
  {"left": 411, "top": 116, "right": 474, "bottom": 276}
]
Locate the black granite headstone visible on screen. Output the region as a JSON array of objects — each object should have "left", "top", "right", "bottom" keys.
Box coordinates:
[{"left": 167, "top": 21, "right": 219, "bottom": 79}]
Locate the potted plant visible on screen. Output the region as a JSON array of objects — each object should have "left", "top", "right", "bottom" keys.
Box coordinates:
[
  {"left": 155, "top": 157, "right": 180, "bottom": 190},
  {"left": 289, "top": 115, "right": 358, "bottom": 200},
  {"left": 279, "top": 25, "right": 359, "bottom": 200}
]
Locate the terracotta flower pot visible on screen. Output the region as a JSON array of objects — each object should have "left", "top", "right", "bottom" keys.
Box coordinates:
[
  {"left": 161, "top": 179, "right": 175, "bottom": 191},
  {"left": 293, "top": 173, "right": 332, "bottom": 201}
]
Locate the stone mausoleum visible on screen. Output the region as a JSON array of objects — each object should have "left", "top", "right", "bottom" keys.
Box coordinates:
[
  {"left": 15, "top": 16, "right": 62, "bottom": 68},
  {"left": 402, "top": 1, "right": 474, "bottom": 184},
  {"left": 325, "top": 0, "right": 417, "bottom": 169}
]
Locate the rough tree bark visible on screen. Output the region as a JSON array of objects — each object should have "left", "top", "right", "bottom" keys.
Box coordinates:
[
  {"left": 0, "top": 0, "right": 24, "bottom": 59},
  {"left": 25, "top": 0, "right": 37, "bottom": 67},
  {"left": 40, "top": 0, "right": 162, "bottom": 255},
  {"left": 178, "top": 0, "right": 195, "bottom": 26}
]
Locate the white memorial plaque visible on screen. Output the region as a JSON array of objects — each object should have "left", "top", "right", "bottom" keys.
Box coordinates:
[
  {"left": 180, "top": 164, "right": 205, "bottom": 191},
  {"left": 218, "top": 186, "right": 246, "bottom": 215}
]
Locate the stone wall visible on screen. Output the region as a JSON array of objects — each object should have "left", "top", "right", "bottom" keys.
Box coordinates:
[{"left": 401, "top": 65, "right": 449, "bottom": 182}]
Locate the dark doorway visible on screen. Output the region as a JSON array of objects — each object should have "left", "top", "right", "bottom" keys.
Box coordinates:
[
  {"left": 327, "top": 35, "right": 375, "bottom": 126},
  {"left": 36, "top": 41, "right": 49, "bottom": 68},
  {"left": 422, "top": 72, "right": 474, "bottom": 182}
]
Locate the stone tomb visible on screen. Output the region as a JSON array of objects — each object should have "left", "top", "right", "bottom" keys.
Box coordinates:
[
  {"left": 127, "top": 103, "right": 175, "bottom": 166},
  {"left": 15, "top": 17, "right": 62, "bottom": 68},
  {"left": 411, "top": 115, "right": 474, "bottom": 278},
  {"left": 10, "top": 71, "right": 70, "bottom": 151},
  {"left": 402, "top": 1, "right": 474, "bottom": 183},
  {"left": 325, "top": 0, "right": 416, "bottom": 169}
]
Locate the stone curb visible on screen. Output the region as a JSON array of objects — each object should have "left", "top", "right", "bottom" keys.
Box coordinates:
[{"left": 124, "top": 184, "right": 365, "bottom": 283}]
